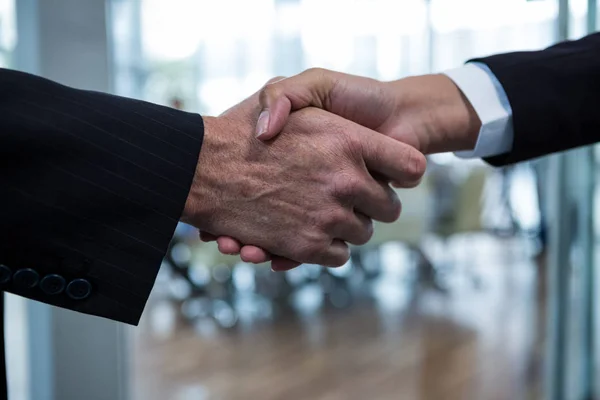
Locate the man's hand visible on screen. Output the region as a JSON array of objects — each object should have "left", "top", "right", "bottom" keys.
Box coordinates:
[
  {"left": 206, "top": 69, "right": 479, "bottom": 267},
  {"left": 182, "top": 86, "right": 426, "bottom": 268},
  {"left": 254, "top": 68, "right": 482, "bottom": 153}
]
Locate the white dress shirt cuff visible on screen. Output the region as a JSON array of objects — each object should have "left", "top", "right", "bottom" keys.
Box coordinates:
[{"left": 443, "top": 63, "right": 514, "bottom": 159}]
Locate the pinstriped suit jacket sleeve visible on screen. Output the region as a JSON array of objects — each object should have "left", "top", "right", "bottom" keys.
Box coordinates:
[{"left": 0, "top": 68, "right": 204, "bottom": 325}]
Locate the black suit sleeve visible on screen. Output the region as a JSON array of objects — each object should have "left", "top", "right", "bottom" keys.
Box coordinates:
[
  {"left": 0, "top": 68, "right": 203, "bottom": 325},
  {"left": 468, "top": 32, "right": 600, "bottom": 166}
]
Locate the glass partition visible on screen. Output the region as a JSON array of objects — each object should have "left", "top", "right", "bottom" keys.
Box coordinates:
[
  {"left": 545, "top": 1, "right": 598, "bottom": 400},
  {"left": 0, "top": 0, "right": 15, "bottom": 67}
]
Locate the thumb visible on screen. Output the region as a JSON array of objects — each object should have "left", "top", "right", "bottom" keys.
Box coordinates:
[{"left": 255, "top": 68, "right": 338, "bottom": 141}]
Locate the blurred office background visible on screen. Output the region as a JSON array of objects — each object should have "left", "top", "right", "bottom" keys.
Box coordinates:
[{"left": 2, "top": 0, "right": 600, "bottom": 399}]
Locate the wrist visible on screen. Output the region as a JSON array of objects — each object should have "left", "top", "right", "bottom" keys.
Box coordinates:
[
  {"left": 182, "top": 115, "right": 222, "bottom": 229},
  {"left": 389, "top": 74, "right": 481, "bottom": 154},
  {"left": 423, "top": 73, "right": 481, "bottom": 153},
  {"left": 435, "top": 73, "right": 482, "bottom": 152}
]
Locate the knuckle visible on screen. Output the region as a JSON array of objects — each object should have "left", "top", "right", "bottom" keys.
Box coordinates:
[
  {"left": 406, "top": 150, "right": 427, "bottom": 183},
  {"left": 321, "top": 207, "right": 349, "bottom": 230},
  {"left": 294, "top": 231, "right": 329, "bottom": 261},
  {"left": 302, "top": 67, "right": 338, "bottom": 109},
  {"left": 383, "top": 191, "right": 402, "bottom": 222},
  {"left": 259, "top": 84, "right": 281, "bottom": 104},
  {"left": 312, "top": 245, "right": 334, "bottom": 265},
  {"left": 265, "top": 76, "right": 286, "bottom": 86},
  {"left": 316, "top": 241, "right": 333, "bottom": 257},
  {"left": 356, "top": 221, "right": 374, "bottom": 245},
  {"left": 293, "top": 243, "right": 315, "bottom": 263},
  {"left": 331, "top": 173, "right": 364, "bottom": 200},
  {"left": 304, "top": 67, "right": 326, "bottom": 77},
  {"left": 339, "top": 128, "right": 361, "bottom": 149},
  {"left": 328, "top": 250, "right": 350, "bottom": 267},
  {"left": 364, "top": 219, "right": 375, "bottom": 240}
]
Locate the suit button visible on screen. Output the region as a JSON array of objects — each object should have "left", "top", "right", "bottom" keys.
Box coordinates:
[
  {"left": 0, "top": 264, "right": 11, "bottom": 284},
  {"left": 40, "top": 274, "right": 66, "bottom": 295},
  {"left": 66, "top": 279, "right": 92, "bottom": 300},
  {"left": 13, "top": 268, "right": 40, "bottom": 289}
]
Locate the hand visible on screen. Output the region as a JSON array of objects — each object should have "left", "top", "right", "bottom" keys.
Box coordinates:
[
  {"left": 255, "top": 68, "right": 482, "bottom": 152},
  {"left": 182, "top": 85, "right": 426, "bottom": 268},
  {"left": 207, "top": 69, "right": 478, "bottom": 266}
]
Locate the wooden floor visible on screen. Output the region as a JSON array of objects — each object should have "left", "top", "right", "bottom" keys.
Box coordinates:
[{"left": 133, "top": 238, "right": 546, "bottom": 400}]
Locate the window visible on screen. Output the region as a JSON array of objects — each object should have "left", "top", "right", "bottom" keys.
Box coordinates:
[{"left": 0, "top": 0, "right": 16, "bottom": 68}]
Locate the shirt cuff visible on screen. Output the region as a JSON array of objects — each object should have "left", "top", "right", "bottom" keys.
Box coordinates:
[{"left": 443, "top": 62, "right": 514, "bottom": 159}]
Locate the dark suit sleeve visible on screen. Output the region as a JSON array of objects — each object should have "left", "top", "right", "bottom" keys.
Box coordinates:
[
  {"left": 467, "top": 32, "right": 600, "bottom": 166},
  {"left": 0, "top": 68, "right": 203, "bottom": 325}
]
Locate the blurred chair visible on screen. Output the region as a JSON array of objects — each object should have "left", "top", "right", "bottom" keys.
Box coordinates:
[
  {"left": 429, "top": 167, "right": 489, "bottom": 288},
  {"left": 350, "top": 175, "right": 433, "bottom": 285},
  {"left": 368, "top": 175, "right": 432, "bottom": 248},
  {"left": 195, "top": 242, "right": 294, "bottom": 301},
  {"left": 169, "top": 235, "right": 300, "bottom": 327},
  {"left": 433, "top": 167, "right": 487, "bottom": 237}
]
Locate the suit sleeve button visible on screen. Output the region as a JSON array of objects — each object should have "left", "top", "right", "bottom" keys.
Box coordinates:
[
  {"left": 40, "top": 274, "right": 66, "bottom": 295},
  {"left": 66, "top": 279, "right": 92, "bottom": 300},
  {"left": 0, "top": 264, "right": 12, "bottom": 284},
  {"left": 13, "top": 268, "right": 40, "bottom": 289}
]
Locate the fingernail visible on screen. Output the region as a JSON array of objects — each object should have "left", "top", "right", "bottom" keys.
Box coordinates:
[{"left": 255, "top": 110, "right": 269, "bottom": 138}]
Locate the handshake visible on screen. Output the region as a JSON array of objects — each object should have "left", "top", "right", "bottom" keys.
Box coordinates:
[{"left": 181, "top": 69, "right": 482, "bottom": 271}]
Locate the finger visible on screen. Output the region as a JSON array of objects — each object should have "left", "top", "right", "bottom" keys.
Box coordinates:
[
  {"left": 271, "top": 257, "right": 302, "bottom": 271},
  {"left": 352, "top": 179, "right": 402, "bottom": 223},
  {"left": 310, "top": 239, "right": 350, "bottom": 267},
  {"left": 256, "top": 68, "right": 339, "bottom": 140},
  {"left": 329, "top": 211, "right": 374, "bottom": 246},
  {"left": 358, "top": 127, "right": 427, "bottom": 186},
  {"left": 238, "top": 247, "right": 300, "bottom": 269},
  {"left": 240, "top": 245, "right": 272, "bottom": 263},
  {"left": 392, "top": 177, "right": 423, "bottom": 188},
  {"left": 216, "top": 236, "right": 243, "bottom": 255},
  {"left": 199, "top": 231, "right": 217, "bottom": 242},
  {"left": 255, "top": 76, "right": 289, "bottom": 139}
]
